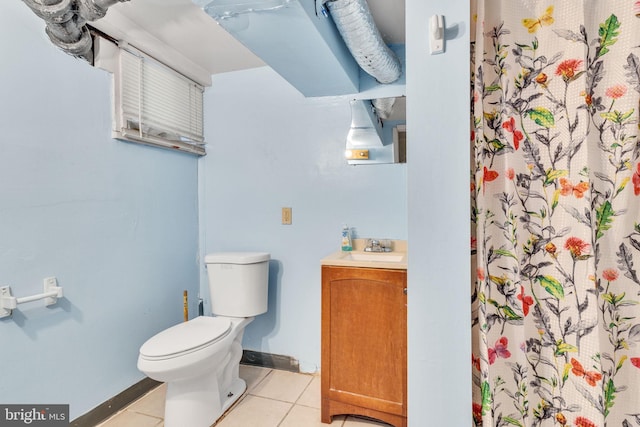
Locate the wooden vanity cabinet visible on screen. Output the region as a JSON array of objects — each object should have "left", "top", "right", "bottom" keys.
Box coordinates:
[{"left": 321, "top": 265, "right": 407, "bottom": 427}]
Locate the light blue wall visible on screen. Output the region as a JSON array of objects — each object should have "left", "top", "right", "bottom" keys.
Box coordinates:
[
  {"left": 200, "top": 66, "right": 408, "bottom": 371},
  {"left": 1, "top": 0, "right": 469, "bottom": 424},
  {"left": 0, "top": 2, "right": 200, "bottom": 420},
  {"left": 201, "top": 1, "right": 471, "bottom": 424},
  {"left": 406, "top": 1, "right": 471, "bottom": 426}
]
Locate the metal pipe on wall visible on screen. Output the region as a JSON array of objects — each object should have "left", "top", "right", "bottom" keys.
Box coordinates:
[{"left": 21, "top": 0, "right": 128, "bottom": 62}]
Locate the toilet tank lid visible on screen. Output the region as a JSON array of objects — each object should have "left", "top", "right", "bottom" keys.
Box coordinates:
[{"left": 205, "top": 252, "right": 270, "bottom": 265}]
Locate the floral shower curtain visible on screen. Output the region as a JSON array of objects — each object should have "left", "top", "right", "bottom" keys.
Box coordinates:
[{"left": 471, "top": 1, "right": 640, "bottom": 426}]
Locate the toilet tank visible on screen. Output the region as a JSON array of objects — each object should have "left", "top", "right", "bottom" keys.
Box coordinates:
[{"left": 204, "top": 252, "right": 270, "bottom": 317}]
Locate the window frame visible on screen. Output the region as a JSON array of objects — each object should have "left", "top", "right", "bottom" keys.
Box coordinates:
[{"left": 111, "top": 43, "right": 206, "bottom": 156}]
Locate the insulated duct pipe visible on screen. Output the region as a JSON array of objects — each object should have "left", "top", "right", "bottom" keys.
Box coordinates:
[
  {"left": 371, "top": 97, "right": 396, "bottom": 119},
  {"left": 22, "top": 0, "right": 128, "bottom": 62},
  {"left": 324, "top": 0, "right": 401, "bottom": 84}
]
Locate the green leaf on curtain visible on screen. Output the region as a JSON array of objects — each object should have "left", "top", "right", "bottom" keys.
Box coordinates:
[
  {"left": 602, "top": 292, "right": 617, "bottom": 304},
  {"left": 552, "top": 189, "right": 561, "bottom": 211},
  {"left": 543, "top": 168, "right": 568, "bottom": 186},
  {"left": 487, "top": 298, "right": 501, "bottom": 308},
  {"left": 536, "top": 275, "right": 565, "bottom": 299},
  {"left": 554, "top": 340, "right": 578, "bottom": 356},
  {"left": 489, "top": 275, "right": 508, "bottom": 286},
  {"left": 562, "top": 362, "right": 571, "bottom": 383},
  {"left": 596, "top": 201, "right": 614, "bottom": 240},
  {"left": 600, "top": 109, "right": 635, "bottom": 124},
  {"left": 525, "top": 107, "right": 555, "bottom": 128},
  {"left": 479, "top": 292, "right": 487, "bottom": 303},
  {"left": 481, "top": 380, "right": 492, "bottom": 415},
  {"left": 485, "top": 84, "right": 502, "bottom": 93},
  {"left": 501, "top": 305, "right": 523, "bottom": 321},
  {"left": 604, "top": 378, "right": 616, "bottom": 416},
  {"left": 493, "top": 248, "right": 517, "bottom": 259},
  {"left": 502, "top": 416, "right": 524, "bottom": 426},
  {"left": 489, "top": 138, "right": 507, "bottom": 150},
  {"left": 613, "top": 292, "right": 626, "bottom": 305},
  {"left": 600, "top": 112, "right": 618, "bottom": 122},
  {"left": 598, "top": 14, "right": 621, "bottom": 58}
]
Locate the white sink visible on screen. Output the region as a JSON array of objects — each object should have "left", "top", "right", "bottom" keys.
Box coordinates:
[
  {"left": 321, "top": 240, "right": 408, "bottom": 270},
  {"left": 341, "top": 252, "right": 405, "bottom": 262}
]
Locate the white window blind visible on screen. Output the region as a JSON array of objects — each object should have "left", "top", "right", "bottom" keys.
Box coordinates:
[{"left": 114, "top": 47, "right": 206, "bottom": 155}]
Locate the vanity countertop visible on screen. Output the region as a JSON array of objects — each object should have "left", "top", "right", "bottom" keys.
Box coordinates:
[{"left": 321, "top": 239, "right": 407, "bottom": 270}]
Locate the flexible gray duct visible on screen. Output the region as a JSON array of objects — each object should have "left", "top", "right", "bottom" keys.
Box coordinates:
[
  {"left": 324, "top": 0, "right": 401, "bottom": 84},
  {"left": 22, "top": 0, "right": 128, "bottom": 62},
  {"left": 371, "top": 97, "right": 396, "bottom": 119}
]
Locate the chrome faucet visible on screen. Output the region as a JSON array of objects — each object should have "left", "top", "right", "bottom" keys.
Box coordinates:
[{"left": 364, "top": 239, "right": 392, "bottom": 252}]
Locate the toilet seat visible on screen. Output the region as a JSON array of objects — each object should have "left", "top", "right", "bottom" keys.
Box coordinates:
[{"left": 139, "top": 316, "right": 232, "bottom": 361}]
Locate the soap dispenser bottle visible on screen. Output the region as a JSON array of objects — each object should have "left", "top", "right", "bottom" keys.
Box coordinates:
[{"left": 341, "top": 225, "right": 353, "bottom": 251}]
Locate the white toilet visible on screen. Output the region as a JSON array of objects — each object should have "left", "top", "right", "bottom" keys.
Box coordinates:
[{"left": 137, "top": 252, "right": 270, "bottom": 427}]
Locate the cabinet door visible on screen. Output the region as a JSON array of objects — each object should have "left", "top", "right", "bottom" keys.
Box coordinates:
[{"left": 322, "top": 266, "right": 407, "bottom": 417}]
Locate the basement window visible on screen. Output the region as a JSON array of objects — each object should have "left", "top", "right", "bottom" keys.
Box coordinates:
[{"left": 112, "top": 46, "right": 206, "bottom": 156}]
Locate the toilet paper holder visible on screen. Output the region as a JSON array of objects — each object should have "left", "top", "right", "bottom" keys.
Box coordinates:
[{"left": 0, "top": 277, "right": 63, "bottom": 319}]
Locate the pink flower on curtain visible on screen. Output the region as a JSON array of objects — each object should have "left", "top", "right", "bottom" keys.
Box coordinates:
[
  {"left": 633, "top": 163, "right": 640, "bottom": 195},
  {"left": 632, "top": 358, "right": 640, "bottom": 368},
  {"left": 564, "top": 237, "right": 589, "bottom": 258},
  {"left": 502, "top": 117, "right": 523, "bottom": 150},
  {"left": 472, "top": 402, "right": 483, "bottom": 425},
  {"left": 506, "top": 168, "right": 515, "bottom": 180},
  {"left": 555, "top": 59, "right": 583, "bottom": 81},
  {"left": 602, "top": 269, "right": 619, "bottom": 281},
  {"left": 635, "top": 1, "right": 640, "bottom": 17},
  {"left": 488, "top": 337, "right": 511, "bottom": 364},
  {"left": 482, "top": 167, "right": 499, "bottom": 194},
  {"left": 472, "top": 354, "right": 480, "bottom": 370},
  {"left": 605, "top": 84, "right": 627, "bottom": 99},
  {"left": 574, "top": 416, "right": 597, "bottom": 427},
  {"left": 517, "top": 286, "right": 534, "bottom": 316}
]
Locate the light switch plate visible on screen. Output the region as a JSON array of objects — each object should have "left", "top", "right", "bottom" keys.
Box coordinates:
[{"left": 282, "top": 207, "right": 292, "bottom": 225}]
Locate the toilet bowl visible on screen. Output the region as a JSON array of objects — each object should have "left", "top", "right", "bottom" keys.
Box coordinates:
[
  {"left": 138, "top": 316, "right": 252, "bottom": 427},
  {"left": 137, "top": 252, "right": 270, "bottom": 427}
]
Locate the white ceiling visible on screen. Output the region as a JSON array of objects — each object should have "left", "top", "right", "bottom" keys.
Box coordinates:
[
  {"left": 94, "top": 0, "right": 405, "bottom": 76},
  {"left": 93, "top": 0, "right": 405, "bottom": 118},
  {"left": 368, "top": 0, "right": 406, "bottom": 45}
]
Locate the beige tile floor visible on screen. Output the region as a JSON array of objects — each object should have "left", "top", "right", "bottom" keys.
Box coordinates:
[{"left": 96, "top": 365, "right": 392, "bottom": 427}]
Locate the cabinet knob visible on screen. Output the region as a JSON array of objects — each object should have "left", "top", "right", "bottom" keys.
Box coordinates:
[{"left": 403, "top": 288, "right": 407, "bottom": 295}]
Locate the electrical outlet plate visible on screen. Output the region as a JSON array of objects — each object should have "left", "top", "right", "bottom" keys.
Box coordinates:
[{"left": 282, "top": 207, "right": 292, "bottom": 225}]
